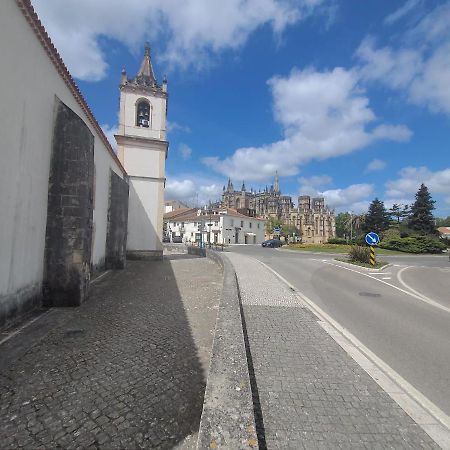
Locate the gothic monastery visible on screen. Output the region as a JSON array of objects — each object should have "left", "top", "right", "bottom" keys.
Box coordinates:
[{"left": 221, "top": 173, "right": 336, "bottom": 243}]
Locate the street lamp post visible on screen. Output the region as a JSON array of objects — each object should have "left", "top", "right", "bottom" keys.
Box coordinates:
[
  {"left": 350, "top": 211, "right": 353, "bottom": 242},
  {"left": 208, "top": 209, "right": 212, "bottom": 248}
]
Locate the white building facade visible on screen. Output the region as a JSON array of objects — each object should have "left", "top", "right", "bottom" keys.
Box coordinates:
[
  {"left": 116, "top": 44, "right": 168, "bottom": 260},
  {"left": 0, "top": 0, "right": 129, "bottom": 327},
  {"left": 165, "top": 209, "right": 266, "bottom": 245}
]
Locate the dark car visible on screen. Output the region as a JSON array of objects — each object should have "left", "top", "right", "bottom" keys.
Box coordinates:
[
  {"left": 172, "top": 236, "right": 183, "bottom": 243},
  {"left": 162, "top": 235, "right": 170, "bottom": 243},
  {"left": 261, "top": 239, "right": 283, "bottom": 248}
]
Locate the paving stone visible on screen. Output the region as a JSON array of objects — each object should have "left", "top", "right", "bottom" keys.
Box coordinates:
[
  {"left": 0, "top": 257, "right": 221, "bottom": 449},
  {"left": 227, "top": 252, "right": 439, "bottom": 449}
]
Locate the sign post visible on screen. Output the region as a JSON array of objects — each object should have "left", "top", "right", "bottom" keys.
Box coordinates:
[{"left": 365, "top": 232, "right": 380, "bottom": 266}]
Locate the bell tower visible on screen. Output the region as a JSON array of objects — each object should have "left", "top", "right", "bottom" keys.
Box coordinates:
[{"left": 115, "top": 43, "right": 168, "bottom": 260}]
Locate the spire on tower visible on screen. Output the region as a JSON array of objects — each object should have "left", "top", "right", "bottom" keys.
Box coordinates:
[
  {"left": 274, "top": 171, "right": 280, "bottom": 193},
  {"left": 241, "top": 181, "right": 246, "bottom": 192},
  {"left": 130, "top": 43, "right": 159, "bottom": 89}
]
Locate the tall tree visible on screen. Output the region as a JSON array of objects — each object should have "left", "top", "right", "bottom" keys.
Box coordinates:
[
  {"left": 408, "top": 184, "right": 436, "bottom": 234},
  {"left": 389, "top": 203, "right": 410, "bottom": 223},
  {"left": 335, "top": 212, "right": 350, "bottom": 238},
  {"left": 363, "top": 198, "right": 390, "bottom": 234}
]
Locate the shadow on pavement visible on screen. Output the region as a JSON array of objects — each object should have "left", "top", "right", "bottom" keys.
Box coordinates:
[{"left": 0, "top": 259, "right": 216, "bottom": 449}]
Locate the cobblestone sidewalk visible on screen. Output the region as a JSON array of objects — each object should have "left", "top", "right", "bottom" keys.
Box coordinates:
[
  {"left": 227, "top": 252, "right": 438, "bottom": 449},
  {"left": 0, "top": 256, "right": 221, "bottom": 449}
]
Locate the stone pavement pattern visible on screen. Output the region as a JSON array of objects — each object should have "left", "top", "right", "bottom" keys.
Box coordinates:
[
  {"left": 0, "top": 256, "right": 221, "bottom": 449},
  {"left": 227, "top": 252, "right": 438, "bottom": 449}
]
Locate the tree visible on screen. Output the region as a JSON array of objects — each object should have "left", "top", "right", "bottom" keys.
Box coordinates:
[
  {"left": 265, "top": 216, "right": 299, "bottom": 240},
  {"left": 408, "top": 184, "right": 436, "bottom": 234},
  {"left": 265, "top": 216, "right": 283, "bottom": 235},
  {"left": 435, "top": 216, "right": 450, "bottom": 227},
  {"left": 335, "top": 212, "right": 350, "bottom": 238},
  {"left": 389, "top": 203, "right": 410, "bottom": 224},
  {"left": 363, "top": 198, "right": 390, "bottom": 234}
]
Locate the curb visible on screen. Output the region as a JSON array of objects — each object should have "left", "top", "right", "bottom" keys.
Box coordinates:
[{"left": 196, "top": 251, "right": 258, "bottom": 449}]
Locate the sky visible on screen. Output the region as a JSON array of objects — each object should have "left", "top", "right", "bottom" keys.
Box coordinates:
[{"left": 33, "top": 0, "right": 450, "bottom": 216}]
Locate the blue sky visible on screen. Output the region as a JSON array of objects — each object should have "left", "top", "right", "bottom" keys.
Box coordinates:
[{"left": 34, "top": 0, "right": 450, "bottom": 215}]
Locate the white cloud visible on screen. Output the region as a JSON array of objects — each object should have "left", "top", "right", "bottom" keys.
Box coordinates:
[
  {"left": 203, "top": 67, "right": 411, "bottom": 181},
  {"left": 356, "top": 3, "right": 450, "bottom": 115},
  {"left": 320, "top": 183, "right": 374, "bottom": 212},
  {"left": 384, "top": 0, "right": 422, "bottom": 26},
  {"left": 167, "top": 121, "right": 191, "bottom": 135},
  {"left": 100, "top": 123, "right": 119, "bottom": 150},
  {"left": 165, "top": 179, "right": 196, "bottom": 202},
  {"left": 366, "top": 159, "right": 386, "bottom": 172},
  {"left": 296, "top": 181, "right": 373, "bottom": 212},
  {"left": 178, "top": 143, "right": 193, "bottom": 160},
  {"left": 33, "top": 0, "right": 330, "bottom": 80},
  {"left": 385, "top": 166, "right": 450, "bottom": 198},
  {"left": 165, "top": 174, "right": 224, "bottom": 205},
  {"left": 298, "top": 175, "right": 332, "bottom": 187}
]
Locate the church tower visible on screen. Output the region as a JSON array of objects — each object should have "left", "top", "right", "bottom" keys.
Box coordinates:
[{"left": 115, "top": 43, "right": 168, "bottom": 260}]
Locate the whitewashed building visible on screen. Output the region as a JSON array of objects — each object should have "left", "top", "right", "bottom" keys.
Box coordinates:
[{"left": 164, "top": 208, "right": 266, "bottom": 245}]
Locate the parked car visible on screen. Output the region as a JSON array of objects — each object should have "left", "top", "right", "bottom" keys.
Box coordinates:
[
  {"left": 172, "top": 236, "right": 183, "bottom": 243},
  {"left": 261, "top": 239, "right": 283, "bottom": 248}
]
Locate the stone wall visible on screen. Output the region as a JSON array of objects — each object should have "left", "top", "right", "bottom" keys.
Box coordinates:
[
  {"left": 43, "top": 99, "right": 94, "bottom": 307},
  {"left": 105, "top": 171, "right": 129, "bottom": 270}
]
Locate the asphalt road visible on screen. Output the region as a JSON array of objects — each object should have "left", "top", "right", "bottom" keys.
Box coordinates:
[{"left": 230, "top": 245, "right": 450, "bottom": 417}]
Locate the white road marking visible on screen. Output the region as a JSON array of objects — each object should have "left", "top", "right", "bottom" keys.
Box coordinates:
[
  {"left": 396, "top": 267, "right": 450, "bottom": 313},
  {"left": 322, "top": 260, "right": 450, "bottom": 314},
  {"left": 382, "top": 277, "right": 391, "bottom": 280},
  {"left": 369, "top": 272, "right": 391, "bottom": 276},
  {"left": 250, "top": 258, "right": 450, "bottom": 448}
]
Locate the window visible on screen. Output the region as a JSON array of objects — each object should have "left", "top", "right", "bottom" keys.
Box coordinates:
[
  {"left": 257, "top": 223, "right": 260, "bottom": 229},
  {"left": 214, "top": 221, "right": 219, "bottom": 226},
  {"left": 230, "top": 219, "right": 234, "bottom": 226},
  {"left": 249, "top": 222, "right": 252, "bottom": 229},
  {"left": 136, "top": 99, "right": 151, "bottom": 127},
  {"left": 241, "top": 220, "right": 244, "bottom": 227}
]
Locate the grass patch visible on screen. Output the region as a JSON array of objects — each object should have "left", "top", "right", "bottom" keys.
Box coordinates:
[
  {"left": 286, "top": 243, "right": 407, "bottom": 255},
  {"left": 336, "top": 258, "right": 388, "bottom": 269}
]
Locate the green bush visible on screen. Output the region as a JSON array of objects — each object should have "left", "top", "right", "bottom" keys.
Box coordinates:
[
  {"left": 348, "top": 245, "right": 371, "bottom": 263},
  {"left": 381, "top": 227, "right": 400, "bottom": 241},
  {"left": 328, "top": 237, "right": 347, "bottom": 244},
  {"left": 380, "top": 235, "right": 446, "bottom": 254}
]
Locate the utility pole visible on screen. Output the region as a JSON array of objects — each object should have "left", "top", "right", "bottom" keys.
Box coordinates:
[{"left": 350, "top": 211, "right": 353, "bottom": 242}]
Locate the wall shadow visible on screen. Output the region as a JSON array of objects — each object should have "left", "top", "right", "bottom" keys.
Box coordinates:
[{"left": 0, "top": 258, "right": 209, "bottom": 449}]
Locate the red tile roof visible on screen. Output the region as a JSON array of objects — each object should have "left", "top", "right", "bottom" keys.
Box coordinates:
[{"left": 164, "top": 208, "right": 266, "bottom": 221}]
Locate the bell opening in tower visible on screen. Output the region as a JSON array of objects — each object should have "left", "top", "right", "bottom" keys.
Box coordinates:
[{"left": 136, "top": 100, "right": 150, "bottom": 128}]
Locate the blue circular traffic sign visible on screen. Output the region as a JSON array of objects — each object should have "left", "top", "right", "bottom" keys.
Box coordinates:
[{"left": 365, "top": 232, "right": 380, "bottom": 246}]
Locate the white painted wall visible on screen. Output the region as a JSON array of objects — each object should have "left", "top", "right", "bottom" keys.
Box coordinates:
[
  {"left": 127, "top": 179, "right": 163, "bottom": 252},
  {"left": 166, "top": 212, "right": 265, "bottom": 245},
  {"left": 0, "top": 0, "right": 126, "bottom": 304},
  {"left": 119, "top": 91, "right": 167, "bottom": 141},
  {"left": 117, "top": 68, "right": 168, "bottom": 256},
  {"left": 122, "top": 145, "right": 164, "bottom": 178}
]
